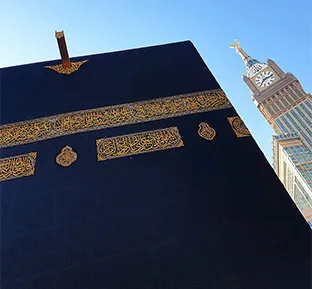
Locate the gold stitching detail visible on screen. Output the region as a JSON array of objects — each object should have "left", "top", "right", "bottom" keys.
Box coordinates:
[
  {"left": 45, "top": 60, "right": 88, "bottom": 75},
  {"left": 0, "top": 89, "right": 231, "bottom": 148},
  {"left": 0, "top": 152, "right": 37, "bottom": 182},
  {"left": 198, "top": 122, "right": 216, "bottom": 140},
  {"left": 56, "top": 146, "right": 77, "bottom": 167},
  {"left": 227, "top": 116, "right": 251, "bottom": 137},
  {"left": 96, "top": 127, "right": 184, "bottom": 161}
]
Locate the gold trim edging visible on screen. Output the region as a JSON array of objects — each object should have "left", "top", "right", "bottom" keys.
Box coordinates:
[
  {"left": 0, "top": 152, "right": 37, "bottom": 182},
  {"left": 97, "top": 127, "right": 184, "bottom": 161},
  {"left": 0, "top": 89, "right": 231, "bottom": 148}
]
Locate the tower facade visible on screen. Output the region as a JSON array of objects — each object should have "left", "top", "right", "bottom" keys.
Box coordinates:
[{"left": 231, "top": 40, "right": 312, "bottom": 226}]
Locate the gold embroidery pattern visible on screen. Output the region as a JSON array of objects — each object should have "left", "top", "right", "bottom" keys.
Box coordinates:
[
  {"left": 56, "top": 146, "right": 77, "bottom": 167},
  {"left": 0, "top": 89, "right": 231, "bottom": 148},
  {"left": 44, "top": 60, "right": 88, "bottom": 75},
  {"left": 0, "top": 152, "right": 37, "bottom": 182},
  {"left": 227, "top": 116, "right": 251, "bottom": 137},
  {"left": 198, "top": 122, "right": 216, "bottom": 140},
  {"left": 96, "top": 127, "right": 184, "bottom": 161}
]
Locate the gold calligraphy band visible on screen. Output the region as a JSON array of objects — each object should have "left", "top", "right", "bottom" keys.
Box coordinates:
[
  {"left": 0, "top": 152, "right": 37, "bottom": 182},
  {"left": 0, "top": 89, "right": 232, "bottom": 148},
  {"left": 96, "top": 127, "right": 184, "bottom": 161}
]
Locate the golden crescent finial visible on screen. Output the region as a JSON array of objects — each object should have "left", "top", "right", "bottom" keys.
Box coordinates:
[{"left": 229, "top": 39, "right": 239, "bottom": 49}]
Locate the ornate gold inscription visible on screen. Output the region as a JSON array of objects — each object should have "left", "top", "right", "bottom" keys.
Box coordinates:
[
  {"left": 227, "top": 116, "right": 251, "bottom": 137},
  {"left": 45, "top": 60, "right": 88, "bottom": 75},
  {"left": 198, "top": 122, "right": 216, "bottom": 140},
  {"left": 0, "top": 152, "right": 37, "bottom": 182},
  {"left": 96, "top": 127, "right": 184, "bottom": 161},
  {"left": 56, "top": 146, "right": 77, "bottom": 167},
  {"left": 0, "top": 89, "right": 231, "bottom": 149}
]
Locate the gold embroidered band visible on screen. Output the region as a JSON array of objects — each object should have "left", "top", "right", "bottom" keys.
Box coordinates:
[
  {"left": 96, "top": 127, "right": 184, "bottom": 161},
  {"left": 227, "top": 116, "right": 251, "bottom": 137},
  {"left": 0, "top": 89, "right": 231, "bottom": 149},
  {"left": 0, "top": 152, "right": 37, "bottom": 182}
]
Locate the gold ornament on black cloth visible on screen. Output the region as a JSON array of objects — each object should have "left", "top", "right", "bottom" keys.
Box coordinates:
[
  {"left": 96, "top": 127, "right": 184, "bottom": 161},
  {"left": 198, "top": 122, "right": 216, "bottom": 141},
  {"left": 227, "top": 116, "right": 251, "bottom": 137},
  {"left": 45, "top": 60, "right": 88, "bottom": 75},
  {"left": 0, "top": 152, "right": 37, "bottom": 182},
  {"left": 56, "top": 146, "right": 77, "bottom": 167}
]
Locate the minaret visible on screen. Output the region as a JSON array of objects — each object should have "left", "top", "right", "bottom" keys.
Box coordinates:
[{"left": 231, "top": 40, "right": 312, "bottom": 226}]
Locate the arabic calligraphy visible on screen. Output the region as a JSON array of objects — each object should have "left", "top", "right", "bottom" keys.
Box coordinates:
[
  {"left": 56, "top": 146, "right": 77, "bottom": 167},
  {"left": 0, "top": 89, "right": 231, "bottom": 148},
  {"left": 227, "top": 116, "right": 251, "bottom": 137},
  {"left": 96, "top": 127, "right": 184, "bottom": 161},
  {"left": 198, "top": 122, "right": 216, "bottom": 141},
  {"left": 0, "top": 152, "right": 37, "bottom": 182},
  {"left": 44, "top": 60, "right": 88, "bottom": 75}
]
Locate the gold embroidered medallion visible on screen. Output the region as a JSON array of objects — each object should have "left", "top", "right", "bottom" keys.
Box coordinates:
[
  {"left": 56, "top": 146, "right": 77, "bottom": 167},
  {"left": 0, "top": 89, "right": 231, "bottom": 149},
  {"left": 198, "top": 122, "right": 216, "bottom": 141},
  {"left": 227, "top": 116, "right": 251, "bottom": 137},
  {"left": 45, "top": 60, "right": 88, "bottom": 75},
  {"left": 0, "top": 152, "right": 37, "bottom": 182},
  {"left": 96, "top": 127, "right": 184, "bottom": 161}
]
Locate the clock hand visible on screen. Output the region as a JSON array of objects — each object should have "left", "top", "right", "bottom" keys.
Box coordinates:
[
  {"left": 261, "top": 75, "right": 272, "bottom": 86},
  {"left": 260, "top": 77, "right": 266, "bottom": 86}
]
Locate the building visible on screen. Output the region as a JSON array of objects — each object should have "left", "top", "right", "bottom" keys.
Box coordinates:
[
  {"left": 231, "top": 40, "right": 312, "bottom": 227},
  {"left": 1, "top": 33, "right": 311, "bottom": 288}
]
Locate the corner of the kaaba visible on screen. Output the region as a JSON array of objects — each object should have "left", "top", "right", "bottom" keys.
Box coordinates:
[{"left": 0, "top": 37, "right": 311, "bottom": 289}]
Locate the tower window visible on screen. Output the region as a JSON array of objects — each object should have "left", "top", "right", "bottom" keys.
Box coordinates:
[
  {"left": 290, "top": 91, "right": 299, "bottom": 101},
  {"left": 285, "top": 94, "right": 293, "bottom": 104},
  {"left": 280, "top": 98, "right": 288, "bottom": 107},
  {"left": 276, "top": 100, "right": 285, "bottom": 110},
  {"left": 294, "top": 89, "right": 303, "bottom": 98}
]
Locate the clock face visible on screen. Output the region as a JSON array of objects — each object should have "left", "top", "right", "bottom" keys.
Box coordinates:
[{"left": 255, "top": 70, "right": 275, "bottom": 87}]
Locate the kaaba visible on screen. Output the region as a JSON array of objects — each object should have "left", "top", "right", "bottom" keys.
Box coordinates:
[{"left": 1, "top": 33, "right": 311, "bottom": 289}]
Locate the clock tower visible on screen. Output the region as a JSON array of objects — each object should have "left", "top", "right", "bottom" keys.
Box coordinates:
[{"left": 231, "top": 40, "right": 312, "bottom": 227}]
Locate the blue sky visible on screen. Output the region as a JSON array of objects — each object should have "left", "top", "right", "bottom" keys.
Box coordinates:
[{"left": 1, "top": 0, "right": 311, "bottom": 162}]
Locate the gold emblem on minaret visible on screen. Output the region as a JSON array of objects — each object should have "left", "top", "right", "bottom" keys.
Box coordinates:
[
  {"left": 56, "top": 146, "right": 77, "bottom": 167},
  {"left": 198, "top": 122, "right": 216, "bottom": 141},
  {"left": 229, "top": 39, "right": 240, "bottom": 49}
]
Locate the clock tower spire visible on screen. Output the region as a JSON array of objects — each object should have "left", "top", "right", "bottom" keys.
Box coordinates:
[
  {"left": 230, "top": 40, "right": 286, "bottom": 108},
  {"left": 229, "top": 40, "right": 260, "bottom": 74}
]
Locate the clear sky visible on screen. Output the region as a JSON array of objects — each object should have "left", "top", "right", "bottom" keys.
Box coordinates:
[{"left": 1, "top": 0, "right": 311, "bottom": 162}]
